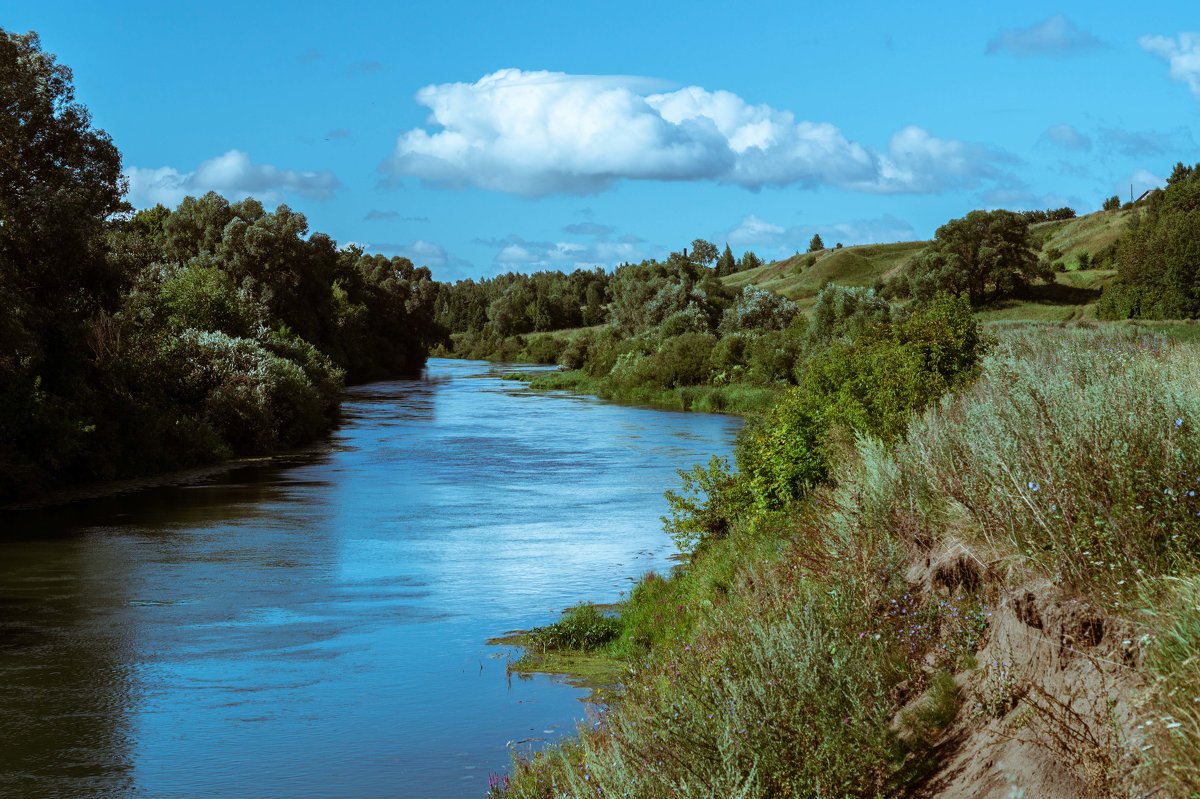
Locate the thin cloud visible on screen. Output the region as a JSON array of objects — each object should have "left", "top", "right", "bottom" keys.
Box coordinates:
[
  {"left": 381, "top": 69, "right": 1011, "bottom": 197},
  {"left": 326, "top": 129, "right": 352, "bottom": 141},
  {"left": 480, "top": 233, "right": 649, "bottom": 270},
  {"left": 364, "top": 210, "right": 430, "bottom": 222},
  {"left": 362, "top": 239, "right": 450, "bottom": 268},
  {"left": 1039, "top": 124, "right": 1092, "bottom": 152},
  {"left": 124, "top": 150, "right": 339, "bottom": 208},
  {"left": 1140, "top": 33, "right": 1200, "bottom": 97},
  {"left": 562, "top": 222, "right": 615, "bottom": 237},
  {"left": 723, "top": 213, "right": 917, "bottom": 255},
  {"left": 1099, "top": 127, "right": 1190, "bottom": 158},
  {"left": 986, "top": 15, "right": 1104, "bottom": 57}
]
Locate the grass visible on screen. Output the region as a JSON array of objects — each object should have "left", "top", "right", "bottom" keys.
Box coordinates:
[
  {"left": 895, "top": 327, "right": 1200, "bottom": 600},
  {"left": 1143, "top": 576, "right": 1200, "bottom": 795},
  {"left": 494, "top": 326, "right": 1200, "bottom": 797},
  {"left": 722, "top": 241, "right": 926, "bottom": 300},
  {"left": 1030, "top": 207, "right": 1131, "bottom": 267},
  {"left": 523, "top": 369, "right": 780, "bottom": 415}
]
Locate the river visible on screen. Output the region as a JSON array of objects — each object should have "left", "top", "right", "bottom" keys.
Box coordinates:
[{"left": 0, "top": 359, "right": 740, "bottom": 798}]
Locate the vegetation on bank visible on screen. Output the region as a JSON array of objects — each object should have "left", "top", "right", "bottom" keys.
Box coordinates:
[
  {"left": 491, "top": 320, "right": 1200, "bottom": 799},
  {"left": 0, "top": 31, "right": 439, "bottom": 502}
]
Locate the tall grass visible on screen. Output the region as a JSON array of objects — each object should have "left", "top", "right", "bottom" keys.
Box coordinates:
[
  {"left": 1144, "top": 576, "right": 1200, "bottom": 795},
  {"left": 495, "top": 326, "right": 1200, "bottom": 797},
  {"left": 898, "top": 327, "right": 1200, "bottom": 599}
]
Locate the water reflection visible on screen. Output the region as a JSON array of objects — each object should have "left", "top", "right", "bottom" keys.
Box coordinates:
[{"left": 0, "top": 359, "right": 739, "bottom": 798}]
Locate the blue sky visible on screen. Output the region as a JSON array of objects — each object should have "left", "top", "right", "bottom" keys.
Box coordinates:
[{"left": 5, "top": 2, "right": 1198, "bottom": 279}]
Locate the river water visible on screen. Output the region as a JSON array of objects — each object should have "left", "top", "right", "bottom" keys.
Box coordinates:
[{"left": 0, "top": 359, "right": 740, "bottom": 799}]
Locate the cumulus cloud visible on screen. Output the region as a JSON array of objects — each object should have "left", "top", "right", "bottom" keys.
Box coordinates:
[
  {"left": 723, "top": 213, "right": 916, "bottom": 254},
  {"left": 124, "top": 150, "right": 339, "bottom": 208},
  {"left": 1039, "top": 123, "right": 1092, "bottom": 152},
  {"left": 986, "top": 15, "right": 1104, "bottom": 57},
  {"left": 1139, "top": 33, "right": 1200, "bottom": 97},
  {"left": 382, "top": 69, "right": 1009, "bottom": 197}
]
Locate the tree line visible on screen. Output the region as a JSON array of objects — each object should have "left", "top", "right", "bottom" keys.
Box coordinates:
[{"left": 0, "top": 30, "right": 439, "bottom": 501}]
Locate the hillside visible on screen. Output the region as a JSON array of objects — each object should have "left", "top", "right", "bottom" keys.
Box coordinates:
[{"left": 723, "top": 208, "right": 1133, "bottom": 322}]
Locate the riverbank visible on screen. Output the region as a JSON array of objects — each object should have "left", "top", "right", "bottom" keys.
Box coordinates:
[{"left": 490, "top": 325, "right": 1200, "bottom": 798}]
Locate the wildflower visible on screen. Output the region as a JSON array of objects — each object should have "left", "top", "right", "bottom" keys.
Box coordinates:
[
  {"left": 1176, "top": 418, "right": 1183, "bottom": 427},
  {"left": 1028, "top": 481, "right": 1040, "bottom": 492}
]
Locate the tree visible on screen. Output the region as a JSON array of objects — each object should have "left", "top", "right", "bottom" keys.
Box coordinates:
[
  {"left": 1098, "top": 161, "right": 1200, "bottom": 319},
  {"left": 689, "top": 238, "right": 719, "bottom": 266},
  {"left": 739, "top": 251, "right": 764, "bottom": 273},
  {"left": 1102, "top": 195, "right": 1121, "bottom": 211},
  {"left": 0, "top": 29, "right": 126, "bottom": 495},
  {"left": 715, "top": 243, "right": 736, "bottom": 277},
  {"left": 906, "top": 209, "right": 1050, "bottom": 305},
  {"left": 808, "top": 234, "right": 825, "bottom": 252}
]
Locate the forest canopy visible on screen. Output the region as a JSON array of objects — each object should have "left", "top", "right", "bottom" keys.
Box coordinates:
[{"left": 0, "top": 30, "right": 439, "bottom": 501}]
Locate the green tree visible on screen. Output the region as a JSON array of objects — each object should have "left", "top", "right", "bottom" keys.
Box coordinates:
[
  {"left": 0, "top": 29, "right": 126, "bottom": 495},
  {"left": 905, "top": 209, "right": 1049, "bottom": 305},
  {"left": 1098, "top": 162, "right": 1200, "bottom": 319},
  {"left": 715, "top": 243, "right": 736, "bottom": 277},
  {"left": 808, "top": 233, "right": 825, "bottom": 252},
  {"left": 739, "top": 250, "right": 764, "bottom": 272},
  {"left": 689, "top": 238, "right": 719, "bottom": 266},
  {"left": 1103, "top": 195, "right": 1121, "bottom": 211}
]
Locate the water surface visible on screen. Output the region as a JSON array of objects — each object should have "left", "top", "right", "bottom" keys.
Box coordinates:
[{"left": 0, "top": 359, "right": 739, "bottom": 798}]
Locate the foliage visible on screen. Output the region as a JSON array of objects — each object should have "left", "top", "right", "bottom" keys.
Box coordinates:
[
  {"left": 1021, "top": 207, "right": 1077, "bottom": 223},
  {"left": 0, "top": 30, "right": 440, "bottom": 500},
  {"left": 715, "top": 243, "right": 736, "bottom": 277},
  {"left": 808, "top": 233, "right": 825, "bottom": 252},
  {"left": 1098, "top": 161, "right": 1200, "bottom": 319},
  {"left": 1103, "top": 195, "right": 1121, "bottom": 212},
  {"left": 1144, "top": 576, "right": 1200, "bottom": 796},
  {"left": 663, "top": 456, "right": 743, "bottom": 552},
  {"left": 719, "top": 285, "right": 799, "bottom": 333},
  {"left": 526, "top": 604, "right": 622, "bottom": 652},
  {"left": 906, "top": 209, "right": 1052, "bottom": 305},
  {"left": 897, "top": 327, "right": 1200, "bottom": 595},
  {"left": 0, "top": 29, "right": 126, "bottom": 497}
]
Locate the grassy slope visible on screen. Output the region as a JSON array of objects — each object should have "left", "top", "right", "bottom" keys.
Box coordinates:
[
  {"left": 723, "top": 241, "right": 926, "bottom": 302},
  {"left": 724, "top": 208, "right": 1134, "bottom": 323}
]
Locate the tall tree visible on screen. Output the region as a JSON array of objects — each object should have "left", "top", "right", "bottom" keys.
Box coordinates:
[
  {"left": 715, "top": 243, "right": 736, "bottom": 277},
  {"left": 808, "top": 234, "right": 825, "bottom": 252},
  {"left": 0, "top": 29, "right": 126, "bottom": 493}
]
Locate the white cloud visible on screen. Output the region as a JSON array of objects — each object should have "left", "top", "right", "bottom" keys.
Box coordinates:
[
  {"left": 1140, "top": 33, "right": 1200, "bottom": 97},
  {"left": 723, "top": 213, "right": 916, "bottom": 254},
  {"left": 867, "top": 126, "right": 1011, "bottom": 193},
  {"left": 124, "top": 150, "right": 339, "bottom": 208},
  {"left": 382, "top": 69, "right": 1007, "bottom": 197},
  {"left": 1039, "top": 123, "right": 1092, "bottom": 152},
  {"left": 986, "top": 15, "right": 1104, "bottom": 57}
]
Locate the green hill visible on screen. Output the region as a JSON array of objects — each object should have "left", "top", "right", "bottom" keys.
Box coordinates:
[{"left": 724, "top": 208, "right": 1133, "bottom": 321}]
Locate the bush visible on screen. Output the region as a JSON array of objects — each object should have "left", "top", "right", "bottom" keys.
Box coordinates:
[{"left": 165, "top": 329, "right": 328, "bottom": 453}]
